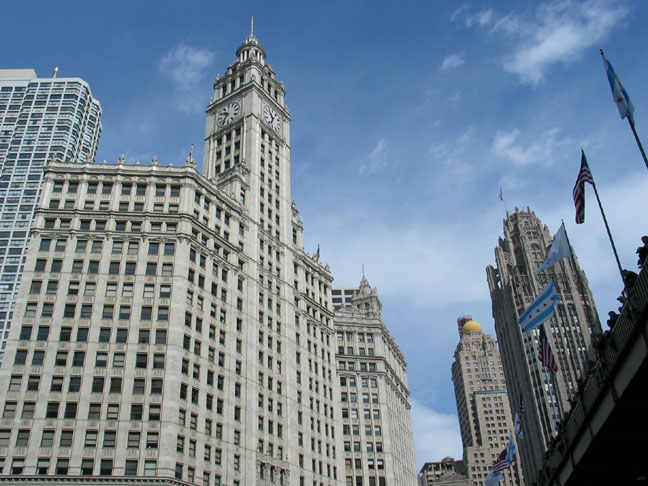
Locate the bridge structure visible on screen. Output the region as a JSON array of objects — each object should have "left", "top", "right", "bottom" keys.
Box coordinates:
[{"left": 536, "top": 260, "right": 648, "bottom": 485}]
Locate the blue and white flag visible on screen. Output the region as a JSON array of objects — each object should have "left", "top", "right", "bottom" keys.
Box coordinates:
[
  {"left": 505, "top": 434, "right": 516, "bottom": 467},
  {"left": 519, "top": 279, "right": 560, "bottom": 332},
  {"left": 536, "top": 224, "right": 572, "bottom": 274},
  {"left": 485, "top": 470, "right": 504, "bottom": 486},
  {"left": 601, "top": 49, "right": 634, "bottom": 120}
]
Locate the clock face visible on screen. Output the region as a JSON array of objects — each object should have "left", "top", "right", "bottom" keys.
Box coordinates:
[
  {"left": 263, "top": 105, "right": 281, "bottom": 131},
  {"left": 217, "top": 102, "right": 240, "bottom": 126}
]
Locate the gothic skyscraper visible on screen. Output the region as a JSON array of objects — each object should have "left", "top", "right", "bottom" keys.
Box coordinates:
[{"left": 486, "top": 208, "right": 601, "bottom": 484}]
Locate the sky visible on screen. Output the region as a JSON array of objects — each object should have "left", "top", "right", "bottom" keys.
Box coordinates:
[{"left": 3, "top": 0, "right": 648, "bottom": 470}]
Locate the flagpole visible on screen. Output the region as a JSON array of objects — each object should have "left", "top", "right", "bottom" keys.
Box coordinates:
[
  {"left": 588, "top": 170, "right": 624, "bottom": 285},
  {"left": 560, "top": 221, "right": 599, "bottom": 333},
  {"left": 627, "top": 117, "right": 648, "bottom": 171}
]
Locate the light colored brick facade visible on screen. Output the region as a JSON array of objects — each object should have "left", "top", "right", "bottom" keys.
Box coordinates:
[
  {"left": 0, "top": 29, "right": 344, "bottom": 486},
  {"left": 334, "top": 278, "right": 417, "bottom": 486},
  {"left": 451, "top": 318, "right": 523, "bottom": 486}
]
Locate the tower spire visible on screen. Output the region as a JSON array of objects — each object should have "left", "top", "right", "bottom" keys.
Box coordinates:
[{"left": 250, "top": 16, "right": 254, "bottom": 37}]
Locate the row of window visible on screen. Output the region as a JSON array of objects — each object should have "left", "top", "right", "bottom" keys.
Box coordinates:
[
  {"left": 49, "top": 198, "right": 180, "bottom": 213},
  {"left": 34, "top": 257, "right": 174, "bottom": 276},
  {"left": 19, "top": 324, "right": 166, "bottom": 344},
  {"left": 1, "top": 400, "right": 161, "bottom": 422},
  {"left": 0, "top": 457, "right": 157, "bottom": 478},
  {"left": 341, "top": 408, "right": 381, "bottom": 420},
  {"left": 40, "top": 237, "right": 175, "bottom": 256},
  {"left": 42, "top": 217, "right": 177, "bottom": 234},
  {"left": 25, "top": 301, "right": 171, "bottom": 321},
  {"left": 340, "top": 376, "right": 379, "bottom": 388},
  {"left": 340, "top": 393, "right": 380, "bottom": 404},
  {"left": 30, "top": 280, "right": 172, "bottom": 299},
  {"left": 343, "top": 424, "right": 383, "bottom": 437},
  {"left": 53, "top": 180, "right": 180, "bottom": 198}
]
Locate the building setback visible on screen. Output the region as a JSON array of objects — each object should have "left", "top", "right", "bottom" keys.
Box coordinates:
[
  {"left": 0, "top": 30, "right": 345, "bottom": 485},
  {"left": 418, "top": 457, "right": 468, "bottom": 486},
  {"left": 334, "top": 278, "right": 417, "bottom": 486},
  {"left": 451, "top": 317, "right": 523, "bottom": 486},
  {"left": 486, "top": 208, "right": 601, "bottom": 484},
  {"left": 0, "top": 69, "right": 101, "bottom": 365}
]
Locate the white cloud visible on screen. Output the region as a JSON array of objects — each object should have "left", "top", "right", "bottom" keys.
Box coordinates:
[
  {"left": 440, "top": 54, "right": 465, "bottom": 71},
  {"left": 427, "top": 127, "right": 474, "bottom": 175},
  {"left": 317, "top": 213, "right": 501, "bottom": 309},
  {"left": 492, "top": 127, "right": 565, "bottom": 166},
  {"left": 457, "top": 0, "right": 628, "bottom": 84},
  {"left": 359, "top": 138, "right": 388, "bottom": 175},
  {"left": 465, "top": 9, "right": 495, "bottom": 28},
  {"left": 507, "top": 1, "right": 628, "bottom": 84},
  {"left": 159, "top": 42, "right": 215, "bottom": 113},
  {"left": 411, "top": 398, "right": 462, "bottom": 467}
]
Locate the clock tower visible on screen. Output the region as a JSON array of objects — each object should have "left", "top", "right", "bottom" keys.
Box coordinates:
[{"left": 203, "top": 22, "right": 343, "bottom": 485}]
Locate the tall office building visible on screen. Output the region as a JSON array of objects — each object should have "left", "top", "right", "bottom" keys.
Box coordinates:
[
  {"left": 0, "top": 69, "right": 101, "bottom": 364},
  {"left": 0, "top": 29, "right": 343, "bottom": 485},
  {"left": 486, "top": 208, "right": 601, "bottom": 484},
  {"left": 451, "top": 317, "right": 523, "bottom": 486},
  {"left": 334, "top": 277, "right": 418, "bottom": 486}
]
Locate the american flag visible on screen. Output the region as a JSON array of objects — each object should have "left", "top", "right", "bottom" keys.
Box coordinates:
[
  {"left": 515, "top": 394, "right": 525, "bottom": 438},
  {"left": 572, "top": 151, "right": 594, "bottom": 224},
  {"left": 538, "top": 326, "right": 558, "bottom": 374},
  {"left": 492, "top": 448, "right": 509, "bottom": 474}
]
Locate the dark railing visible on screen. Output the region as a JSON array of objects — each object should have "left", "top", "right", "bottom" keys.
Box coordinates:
[{"left": 537, "top": 260, "right": 648, "bottom": 485}]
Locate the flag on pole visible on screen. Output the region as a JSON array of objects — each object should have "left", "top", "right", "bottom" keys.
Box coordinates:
[
  {"left": 505, "top": 434, "right": 517, "bottom": 467},
  {"left": 514, "top": 394, "right": 525, "bottom": 438},
  {"left": 601, "top": 49, "right": 635, "bottom": 121},
  {"left": 536, "top": 224, "right": 572, "bottom": 274},
  {"left": 499, "top": 187, "right": 503, "bottom": 201},
  {"left": 573, "top": 151, "right": 594, "bottom": 224},
  {"left": 485, "top": 470, "right": 504, "bottom": 486},
  {"left": 538, "top": 326, "right": 558, "bottom": 374},
  {"left": 314, "top": 244, "right": 320, "bottom": 262},
  {"left": 519, "top": 279, "right": 560, "bottom": 332},
  {"left": 492, "top": 448, "right": 509, "bottom": 474}
]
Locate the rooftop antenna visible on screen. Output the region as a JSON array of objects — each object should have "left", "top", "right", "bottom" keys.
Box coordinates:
[{"left": 52, "top": 67, "right": 59, "bottom": 78}]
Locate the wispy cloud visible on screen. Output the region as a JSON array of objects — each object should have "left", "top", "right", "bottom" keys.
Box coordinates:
[
  {"left": 505, "top": 1, "right": 628, "bottom": 84},
  {"left": 492, "top": 127, "right": 566, "bottom": 166},
  {"left": 159, "top": 42, "right": 215, "bottom": 113},
  {"left": 440, "top": 53, "right": 465, "bottom": 71},
  {"left": 456, "top": 0, "right": 628, "bottom": 84},
  {"left": 427, "top": 127, "right": 474, "bottom": 175},
  {"left": 411, "top": 398, "right": 462, "bottom": 467},
  {"left": 465, "top": 8, "right": 495, "bottom": 29},
  {"left": 359, "top": 138, "right": 388, "bottom": 175}
]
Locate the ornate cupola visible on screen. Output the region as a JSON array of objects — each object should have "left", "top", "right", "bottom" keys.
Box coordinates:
[{"left": 236, "top": 17, "right": 266, "bottom": 65}]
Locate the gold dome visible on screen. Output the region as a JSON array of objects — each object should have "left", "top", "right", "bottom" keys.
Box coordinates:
[{"left": 462, "top": 320, "right": 483, "bottom": 333}]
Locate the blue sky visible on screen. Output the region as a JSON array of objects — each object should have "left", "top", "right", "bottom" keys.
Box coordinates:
[{"left": 3, "top": 0, "right": 648, "bottom": 468}]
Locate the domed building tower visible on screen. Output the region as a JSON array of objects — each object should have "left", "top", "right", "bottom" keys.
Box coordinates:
[{"left": 451, "top": 317, "right": 524, "bottom": 485}]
